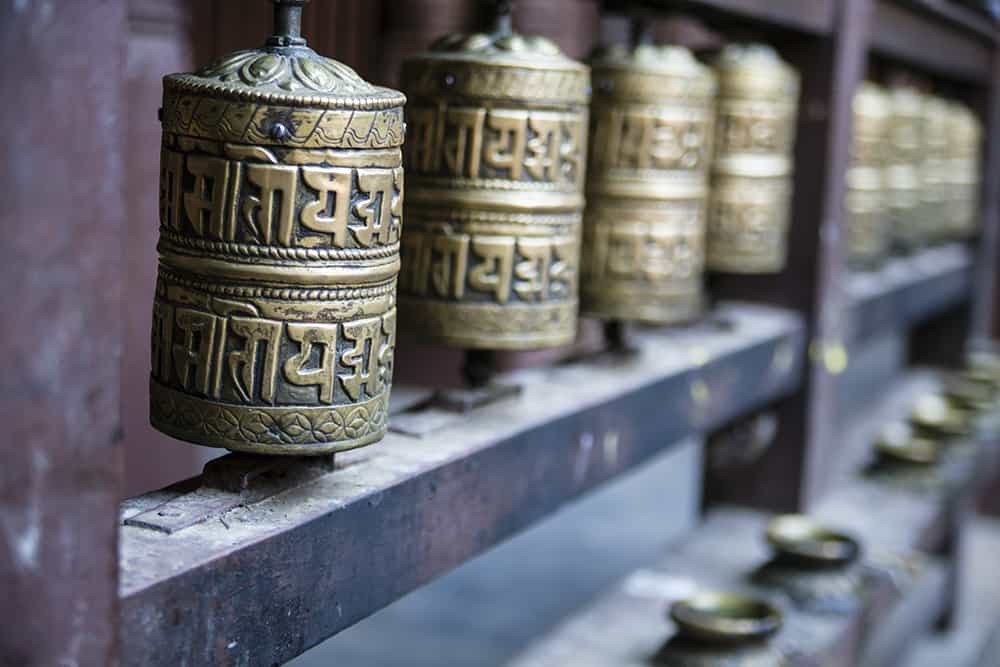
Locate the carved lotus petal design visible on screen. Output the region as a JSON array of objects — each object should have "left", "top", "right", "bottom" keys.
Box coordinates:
[{"left": 195, "top": 48, "right": 374, "bottom": 95}]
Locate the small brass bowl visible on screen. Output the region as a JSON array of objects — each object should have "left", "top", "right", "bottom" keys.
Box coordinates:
[
  {"left": 966, "top": 351, "right": 1000, "bottom": 383},
  {"left": 765, "top": 514, "right": 860, "bottom": 567},
  {"left": 945, "top": 375, "right": 996, "bottom": 413},
  {"left": 910, "top": 394, "right": 970, "bottom": 437},
  {"left": 670, "top": 592, "right": 782, "bottom": 644},
  {"left": 875, "top": 421, "right": 939, "bottom": 465}
]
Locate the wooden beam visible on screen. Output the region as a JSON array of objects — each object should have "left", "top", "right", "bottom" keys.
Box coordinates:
[{"left": 0, "top": 1, "right": 126, "bottom": 664}]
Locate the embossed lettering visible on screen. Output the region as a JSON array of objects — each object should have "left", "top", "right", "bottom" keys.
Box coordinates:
[
  {"left": 524, "top": 115, "right": 562, "bottom": 182},
  {"left": 151, "top": 301, "right": 174, "bottom": 381},
  {"left": 300, "top": 166, "right": 353, "bottom": 247},
  {"left": 172, "top": 307, "right": 220, "bottom": 396},
  {"left": 407, "top": 106, "right": 442, "bottom": 172},
  {"left": 442, "top": 108, "right": 485, "bottom": 178},
  {"left": 228, "top": 316, "right": 282, "bottom": 404},
  {"left": 339, "top": 316, "right": 382, "bottom": 401},
  {"left": 550, "top": 238, "right": 577, "bottom": 298},
  {"left": 284, "top": 323, "right": 339, "bottom": 404},
  {"left": 160, "top": 149, "right": 184, "bottom": 230},
  {"left": 184, "top": 155, "right": 231, "bottom": 238},
  {"left": 377, "top": 309, "right": 397, "bottom": 390},
  {"left": 429, "top": 233, "right": 469, "bottom": 299},
  {"left": 243, "top": 163, "right": 298, "bottom": 246},
  {"left": 354, "top": 168, "right": 396, "bottom": 247},
  {"left": 468, "top": 237, "right": 515, "bottom": 304},
  {"left": 513, "top": 238, "right": 552, "bottom": 301},
  {"left": 484, "top": 110, "right": 528, "bottom": 179}
]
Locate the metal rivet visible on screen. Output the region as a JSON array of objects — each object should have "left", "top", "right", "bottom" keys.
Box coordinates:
[{"left": 270, "top": 122, "right": 290, "bottom": 140}]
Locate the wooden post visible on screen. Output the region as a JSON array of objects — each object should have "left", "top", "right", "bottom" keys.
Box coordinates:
[
  {"left": 0, "top": 1, "right": 126, "bottom": 664},
  {"left": 707, "top": 0, "right": 873, "bottom": 510}
]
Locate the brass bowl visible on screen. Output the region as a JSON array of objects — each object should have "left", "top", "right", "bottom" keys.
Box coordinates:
[
  {"left": 875, "top": 421, "right": 939, "bottom": 465},
  {"left": 670, "top": 592, "right": 782, "bottom": 644},
  {"left": 765, "top": 514, "right": 860, "bottom": 567},
  {"left": 966, "top": 351, "right": 1000, "bottom": 380},
  {"left": 945, "top": 375, "right": 997, "bottom": 413},
  {"left": 910, "top": 394, "right": 970, "bottom": 437}
]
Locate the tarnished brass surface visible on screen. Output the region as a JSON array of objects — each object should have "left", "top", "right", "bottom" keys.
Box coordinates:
[
  {"left": 397, "top": 15, "right": 590, "bottom": 349},
  {"left": 150, "top": 0, "right": 405, "bottom": 454},
  {"left": 846, "top": 83, "right": 891, "bottom": 268},
  {"left": 705, "top": 45, "right": 799, "bottom": 274},
  {"left": 580, "top": 44, "right": 716, "bottom": 324},
  {"left": 670, "top": 592, "right": 782, "bottom": 644},
  {"left": 946, "top": 102, "right": 982, "bottom": 240},
  {"left": 886, "top": 87, "right": 924, "bottom": 250}
]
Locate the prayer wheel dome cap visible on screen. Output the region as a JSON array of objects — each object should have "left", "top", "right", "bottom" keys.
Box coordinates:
[
  {"left": 420, "top": 29, "right": 586, "bottom": 71},
  {"left": 714, "top": 43, "right": 799, "bottom": 98},
  {"left": 159, "top": 0, "right": 405, "bottom": 151},
  {"left": 590, "top": 43, "right": 716, "bottom": 94},
  {"left": 402, "top": 26, "right": 590, "bottom": 106},
  {"left": 163, "top": 0, "right": 404, "bottom": 116},
  {"left": 166, "top": 46, "right": 406, "bottom": 111}
]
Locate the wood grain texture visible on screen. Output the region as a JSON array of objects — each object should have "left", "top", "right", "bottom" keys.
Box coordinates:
[
  {"left": 0, "top": 1, "right": 126, "bottom": 664},
  {"left": 119, "top": 305, "right": 804, "bottom": 666}
]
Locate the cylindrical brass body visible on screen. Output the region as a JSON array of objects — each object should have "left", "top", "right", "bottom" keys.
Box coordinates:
[
  {"left": 705, "top": 44, "right": 799, "bottom": 274},
  {"left": 150, "top": 38, "right": 406, "bottom": 454},
  {"left": 946, "top": 102, "right": 982, "bottom": 240},
  {"left": 921, "top": 96, "right": 950, "bottom": 244},
  {"left": 398, "top": 29, "right": 590, "bottom": 349},
  {"left": 887, "top": 87, "right": 924, "bottom": 251},
  {"left": 846, "top": 83, "right": 891, "bottom": 268},
  {"left": 581, "top": 45, "right": 717, "bottom": 324}
]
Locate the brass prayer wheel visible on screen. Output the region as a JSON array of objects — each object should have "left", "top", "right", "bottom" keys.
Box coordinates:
[
  {"left": 920, "top": 96, "right": 950, "bottom": 244},
  {"left": 705, "top": 44, "right": 799, "bottom": 274},
  {"left": 886, "top": 87, "right": 924, "bottom": 250},
  {"left": 149, "top": 0, "right": 406, "bottom": 455},
  {"left": 846, "top": 83, "right": 891, "bottom": 268},
  {"left": 946, "top": 102, "right": 982, "bottom": 240},
  {"left": 581, "top": 43, "right": 717, "bottom": 324},
  {"left": 398, "top": 10, "right": 590, "bottom": 349}
]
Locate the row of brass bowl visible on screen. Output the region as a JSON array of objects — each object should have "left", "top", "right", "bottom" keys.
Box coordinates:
[
  {"left": 847, "top": 83, "right": 983, "bottom": 268},
  {"left": 666, "top": 514, "right": 859, "bottom": 658},
  {"left": 666, "top": 353, "right": 1000, "bottom": 659},
  {"left": 875, "top": 355, "right": 1000, "bottom": 468}
]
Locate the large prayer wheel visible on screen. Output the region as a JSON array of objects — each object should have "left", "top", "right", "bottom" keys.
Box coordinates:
[
  {"left": 581, "top": 43, "right": 717, "bottom": 324},
  {"left": 149, "top": 0, "right": 406, "bottom": 455},
  {"left": 705, "top": 44, "right": 799, "bottom": 274},
  {"left": 397, "top": 9, "right": 590, "bottom": 349}
]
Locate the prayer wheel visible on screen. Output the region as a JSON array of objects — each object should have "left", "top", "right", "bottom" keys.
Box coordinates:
[
  {"left": 581, "top": 43, "right": 717, "bottom": 324},
  {"left": 846, "top": 82, "right": 891, "bottom": 267},
  {"left": 920, "top": 95, "right": 950, "bottom": 244},
  {"left": 397, "top": 6, "right": 590, "bottom": 349},
  {"left": 149, "top": 0, "right": 406, "bottom": 455},
  {"left": 946, "top": 102, "right": 982, "bottom": 240},
  {"left": 705, "top": 44, "right": 799, "bottom": 274},
  {"left": 887, "top": 87, "right": 924, "bottom": 250}
]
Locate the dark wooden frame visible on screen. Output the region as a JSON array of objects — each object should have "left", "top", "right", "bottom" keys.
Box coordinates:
[{"left": 3, "top": 0, "right": 997, "bottom": 664}]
